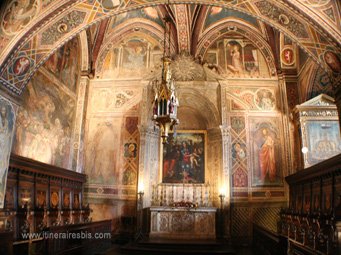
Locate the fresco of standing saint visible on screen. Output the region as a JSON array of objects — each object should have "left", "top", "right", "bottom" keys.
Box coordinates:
[{"left": 0, "top": 98, "right": 15, "bottom": 209}]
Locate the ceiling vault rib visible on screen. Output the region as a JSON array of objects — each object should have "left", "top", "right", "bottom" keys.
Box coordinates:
[
  {"left": 91, "top": 18, "right": 110, "bottom": 75},
  {"left": 0, "top": 1, "right": 340, "bottom": 96},
  {"left": 174, "top": 4, "right": 191, "bottom": 53},
  {"left": 190, "top": 5, "right": 208, "bottom": 56},
  {"left": 159, "top": 4, "right": 179, "bottom": 54}
]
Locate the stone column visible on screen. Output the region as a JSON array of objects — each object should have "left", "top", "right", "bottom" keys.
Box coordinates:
[
  {"left": 207, "top": 127, "right": 222, "bottom": 206},
  {"left": 220, "top": 124, "right": 231, "bottom": 239},
  {"left": 278, "top": 74, "right": 295, "bottom": 176},
  {"left": 334, "top": 81, "right": 341, "bottom": 130},
  {"left": 218, "top": 81, "right": 231, "bottom": 239},
  {"left": 137, "top": 84, "right": 160, "bottom": 208},
  {"left": 71, "top": 74, "right": 90, "bottom": 173},
  {"left": 137, "top": 125, "right": 159, "bottom": 208}
]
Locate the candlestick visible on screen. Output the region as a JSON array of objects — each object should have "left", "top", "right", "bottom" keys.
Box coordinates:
[
  {"left": 160, "top": 185, "right": 163, "bottom": 206},
  {"left": 151, "top": 184, "right": 155, "bottom": 205},
  {"left": 200, "top": 185, "right": 203, "bottom": 206},
  {"left": 219, "top": 194, "right": 225, "bottom": 210},
  {"left": 172, "top": 185, "right": 174, "bottom": 203},
  {"left": 182, "top": 182, "right": 185, "bottom": 201}
]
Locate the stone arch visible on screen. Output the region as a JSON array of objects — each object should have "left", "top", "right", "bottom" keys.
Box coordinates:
[
  {"left": 0, "top": 1, "right": 340, "bottom": 96},
  {"left": 177, "top": 86, "right": 221, "bottom": 129},
  {"left": 79, "top": 30, "right": 90, "bottom": 72}
]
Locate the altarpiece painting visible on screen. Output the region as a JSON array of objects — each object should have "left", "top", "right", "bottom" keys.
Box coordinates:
[{"left": 162, "top": 131, "right": 206, "bottom": 184}]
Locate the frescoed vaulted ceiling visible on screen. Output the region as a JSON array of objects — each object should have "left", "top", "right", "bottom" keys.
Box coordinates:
[{"left": 0, "top": 0, "right": 340, "bottom": 97}]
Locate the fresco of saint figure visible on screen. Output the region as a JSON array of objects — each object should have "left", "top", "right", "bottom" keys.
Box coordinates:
[
  {"left": 85, "top": 122, "right": 117, "bottom": 185},
  {"left": 251, "top": 121, "right": 282, "bottom": 187},
  {"left": 0, "top": 100, "right": 15, "bottom": 209},
  {"left": 232, "top": 143, "right": 246, "bottom": 161},
  {"left": 259, "top": 128, "right": 276, "bottom": 182},
  {"left": 324, "top": 51, "right": 341, "bottom": 73},
  {"left": 124, "top": 143, "right": 137, "bottom": 158},
  {"left": 122, "top": 168, "right": 136, "bottom": 185},
  {"left": 226, "top": 42, "right": 243, "bottom": 75},
  {"left": 123, "top": 44, "right": 146, "bottom": 69},
  {"left": 255, "top": 89, "right": 275, "bottom": 110}
]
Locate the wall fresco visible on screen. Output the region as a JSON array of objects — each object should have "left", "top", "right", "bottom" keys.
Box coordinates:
[
  {"left": 308, "top": 67, "right": 334, "bottom": 100},
  {"left": 0, "top": 0, "right": 339, "bottom": 97},
  {"left": 1, "top": 0, "right": 41, "bottom": 36},
  {"left": 204, "top": 6, "right": 259, "bottom": 31},
  {"left": 85, "top": 120, "right": 120, "bottom": 185},
  {"left": 85, "top": 81, "right": 141, "bottom": 191},
  {"left": 228, "top": 87, "right": 276, "bottom": 111},
  {"left": 204, "top": 38, "right": 271, "bottom": 78},
  {"left": 100, "top": 37, "right": 157, "bottom": 79},
  {"left": 110, "top": 7, "right": 163, "bottom": 29},
  {"left": 250, "top": 118, "right": 283, "bottom": 187},
  {"left": 44, "top": 37, "right": 80, "bottom": 93},
  {"left": 230, "top": 115, "right": 248, "bottom": 189},
  {"left": 226, "top": 82, "right": 285, "bottom": 194},
  {"left": 12, "top": 71, "right": 76, "bottom": 169},
  {"left": 84, "top": 86, "right": 140, "bottom": 233},
  {"left": 0, "top": 97, "right": 16, "bottom": 209}
]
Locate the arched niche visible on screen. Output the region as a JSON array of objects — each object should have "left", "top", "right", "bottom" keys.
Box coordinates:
[{"left": 140, "top": 80, "right": 224, "bottom": 209}]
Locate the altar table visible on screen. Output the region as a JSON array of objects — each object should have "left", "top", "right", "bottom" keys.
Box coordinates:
[{"left": 149, "top": 206, "right": 217, "bottom": 239}]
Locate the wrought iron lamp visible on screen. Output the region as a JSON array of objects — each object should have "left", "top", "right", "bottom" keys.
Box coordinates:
[{"left": 152, "top": 16, "right": 179, "bottom": 144}]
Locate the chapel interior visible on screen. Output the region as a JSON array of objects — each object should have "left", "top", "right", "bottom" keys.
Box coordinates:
[{"left": 0, "top": 1, "right": 341, "bottom": 255}]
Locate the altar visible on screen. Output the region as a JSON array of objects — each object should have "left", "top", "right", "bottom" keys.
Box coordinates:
[{"left": 150, "top": 206, "right": 217, "bottom": 239}]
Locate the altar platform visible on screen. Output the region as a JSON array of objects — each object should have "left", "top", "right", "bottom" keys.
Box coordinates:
[{"left": 116, "top": 238, "right": 236, "bottom": 255}]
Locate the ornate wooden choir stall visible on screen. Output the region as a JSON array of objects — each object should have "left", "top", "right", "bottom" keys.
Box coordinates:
[
  {"left": 278, "top": 154, "right": 341, "bottom": 255},
  {"left": 0, "top": 154, "right": 111, "bottom": 255}
]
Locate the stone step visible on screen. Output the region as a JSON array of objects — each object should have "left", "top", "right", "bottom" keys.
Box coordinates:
[{"left": 119, "top": 239, "right": 236, "bottom": 255}]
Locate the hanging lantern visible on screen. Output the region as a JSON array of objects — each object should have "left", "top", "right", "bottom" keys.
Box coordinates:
[{"left": 152, "top": 17, "right": 179, "bottom": 144}]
